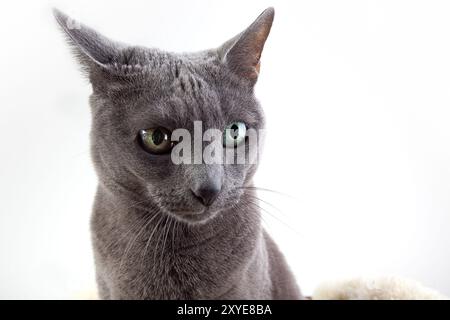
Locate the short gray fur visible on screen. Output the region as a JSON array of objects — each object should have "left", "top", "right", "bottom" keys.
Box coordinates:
[{"left": 54, "top": 7, "right": 303, "bottom": 299}]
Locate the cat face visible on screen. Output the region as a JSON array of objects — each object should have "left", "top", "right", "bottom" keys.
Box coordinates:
[{"left": 55, "top": 8, "right": 274, "bottom": 223}]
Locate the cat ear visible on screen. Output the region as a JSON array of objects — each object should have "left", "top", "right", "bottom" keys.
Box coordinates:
[
  {"left": 53, "top": 9, "right": 123, "bottom": 74},
  {"left": 220, "top": 7, "right": 274, "bottom": 82}
]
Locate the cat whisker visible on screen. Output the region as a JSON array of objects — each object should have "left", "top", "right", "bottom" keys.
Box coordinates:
[
  {"left": 171, "top": 219, "right": 176, "bottom": 257},
  {"left": 161, "top": 218, "right": 173, "bottom": 258},
  {"left": 119, "top": 211, "right": 160, "bottom": 272},
  {"left": 235, "top": 185, "right": 303, "bottom": 220},
  {"left": 244, "top": 193, "right": 297, "bottom": 223},
  {"left": 171, "top": 219, "right": 179, "bottom": 257},
  {"left": 241, "top": 198, "right": 304, "bottom": 239},
  {"left": 105, "top": 199, "right": 157, "bottom": 251},
  {"left": 236, "top": 186, "right": 297, "bottom": 200},
  {"left": 152, "top": 215, "right": 169, "bottom": 270},
  {"left": 231, "top": 201, "right": 274, "bottom": 234},
  {"left": 140, "top": 214, "right": 165, "bottom": 268}
]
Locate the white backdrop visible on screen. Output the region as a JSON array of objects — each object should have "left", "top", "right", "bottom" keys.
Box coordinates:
[{"left": 1, "top": 0, "right": 449, "bottom": 299}]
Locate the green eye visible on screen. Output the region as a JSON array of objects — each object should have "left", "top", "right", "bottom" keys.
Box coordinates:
[
  {"left": 139, "top": 127, "right": 173, "bottom": 154},
  {"left": 223, "top": 122, "right": 247, "bottom": 148}
]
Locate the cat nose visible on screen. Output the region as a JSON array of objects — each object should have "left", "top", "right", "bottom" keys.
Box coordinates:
[{"left": 191, "top": 182, "right": 222, "bottom": 207}]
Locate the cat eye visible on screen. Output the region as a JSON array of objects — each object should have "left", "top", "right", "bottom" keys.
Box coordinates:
[
  {"left": 223, "top": 122, "right": 247, "bottom": 148},
  {"left": 139, "top": 127, "right": 173, "bottom": 154}
]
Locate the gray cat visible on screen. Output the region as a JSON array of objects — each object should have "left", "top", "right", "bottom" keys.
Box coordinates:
[{"left": 54, "top": 7, "right": 303, "bottom": 299}]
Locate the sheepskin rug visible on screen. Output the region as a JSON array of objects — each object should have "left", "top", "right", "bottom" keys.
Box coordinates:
[{"left": 313, "top": 277, "right": 448, "bottom": 300}]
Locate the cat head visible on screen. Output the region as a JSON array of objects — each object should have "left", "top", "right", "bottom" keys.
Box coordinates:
[{"left": 55, "top": 8, "right": 274, "bottom": 224}]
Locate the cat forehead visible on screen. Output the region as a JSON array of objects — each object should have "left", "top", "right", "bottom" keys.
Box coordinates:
[
  {"left": 113, "top": 72, "right": 260, "bottom": 131},
  {"left": 97, "top": 50, "right": 260, "bottom": 128},
  {"left": 105, "top": 49, "right": 220, "bottom": 91},
  {"left": 123, "top": 74, "right": 225, "bottom": 129}
]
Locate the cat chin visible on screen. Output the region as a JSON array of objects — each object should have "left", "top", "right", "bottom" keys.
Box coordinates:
[{"left": 167, "top": 209, "right": 219, "bottom": 225}]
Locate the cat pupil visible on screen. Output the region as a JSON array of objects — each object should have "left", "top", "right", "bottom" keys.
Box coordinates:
[
  {"left": 231, "top": 124, "right": 239, "bottom": 139},
  {"left": 152, "top": 129, "right": 164, "bottom": 145}
]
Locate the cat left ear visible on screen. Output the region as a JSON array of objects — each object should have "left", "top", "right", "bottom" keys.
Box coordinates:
[
  {"left": 219, "top": 7, "right": 274, "bottom": 83},
  {"left": 53, "top": 9, "right": 123, "bottom": 74}
]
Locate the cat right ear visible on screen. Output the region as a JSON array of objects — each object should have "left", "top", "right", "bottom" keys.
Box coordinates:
[
  {"left": 219, "top": 7, "right": 275, "bottom": 84},
  {"left": 53, "top": 9, "right": 122, "bottom": 75}
]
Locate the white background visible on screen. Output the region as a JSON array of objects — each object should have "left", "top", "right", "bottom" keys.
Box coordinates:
[{"left": 1, "top": 0, "right": 449, "bottom": 299}]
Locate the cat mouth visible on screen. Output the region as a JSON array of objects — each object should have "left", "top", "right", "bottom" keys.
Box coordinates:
[{"left": 169, "top": 209, "right": 217, "bottom": 223}]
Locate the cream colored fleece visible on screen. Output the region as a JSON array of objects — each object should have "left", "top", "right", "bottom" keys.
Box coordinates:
[{"left": 313, "top": 276, "right": 448, "bottom": 300}]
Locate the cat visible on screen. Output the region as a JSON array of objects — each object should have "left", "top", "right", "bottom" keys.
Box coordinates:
[{"left": 54, "top": 7, "right": 303, "bottom": 299}]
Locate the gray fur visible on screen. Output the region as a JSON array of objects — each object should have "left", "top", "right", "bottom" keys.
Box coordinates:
[{"left": 54, "top": 7, "right": 302, "bottom": 299}]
